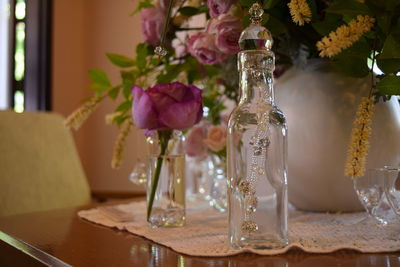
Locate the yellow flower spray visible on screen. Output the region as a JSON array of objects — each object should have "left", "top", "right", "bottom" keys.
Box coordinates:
[
  {"left": 317, "top": 15, "right": 375, "bottom": 58},
  {"left": 64, "top": 95, "right": 104, "bottom": 130},
  {"left": 288, "top": 0, "right": 312, "bottom": 26},
  {"left": 344, "top": 96, "right": 375, "bottom": 178},
  {"left": 343, "top": 18, "right": 379, "bottom": 178},
  {"left": 111, "top": 119, "right": 134, "bottom": 169}
]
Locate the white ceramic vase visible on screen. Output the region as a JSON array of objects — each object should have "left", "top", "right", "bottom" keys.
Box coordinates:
[{"left": 275, "top": 61, "right": 400, "bottom": 212}]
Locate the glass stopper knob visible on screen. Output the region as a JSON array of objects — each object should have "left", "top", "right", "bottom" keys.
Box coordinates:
[
  {"left": 249, "top": 3, "right": 263, "bottom": 24},
  {"left": 238, "top": 3, "right": 273, "bottom": 51}
]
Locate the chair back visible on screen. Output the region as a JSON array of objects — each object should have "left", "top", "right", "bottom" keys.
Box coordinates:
[{"left": 0, "top": 111, "right": 91, "bottom": 216}]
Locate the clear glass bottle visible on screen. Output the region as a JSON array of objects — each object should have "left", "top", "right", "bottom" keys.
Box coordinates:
[{"left": 227, "top": 3, "right": 288, "bottom": 249}]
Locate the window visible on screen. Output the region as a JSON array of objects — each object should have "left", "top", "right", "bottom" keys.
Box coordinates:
[
  {"left": 0, "top": 0, "right": 10, "bottom": 109},
  {"left": 5, "top": 0, "right": 52, "bottom": 112}
]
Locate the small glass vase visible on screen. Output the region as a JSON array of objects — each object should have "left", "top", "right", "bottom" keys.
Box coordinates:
[
  {"left": 146, "top": 130, "right": 186, "bottom": 227},
  {"left": 185, "top": 155, "right": 213, "bottom": 203},
  {"left": 209, "top": 155, "right": 228, "bottom": 212}
]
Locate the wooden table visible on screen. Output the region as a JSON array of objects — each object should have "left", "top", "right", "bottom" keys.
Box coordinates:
[{"left": 1, "top": 200, "right": 399, "bottom": 267}]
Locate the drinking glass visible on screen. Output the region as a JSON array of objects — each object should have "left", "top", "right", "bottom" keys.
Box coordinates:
[
  {"left": 353, "top": 168, "right": 388, "bottom": 225},
  {"left": 384, "top": 166, "right": 400, "bottom": 217}
]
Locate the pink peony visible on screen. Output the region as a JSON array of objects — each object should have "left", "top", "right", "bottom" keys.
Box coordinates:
[
  {"left": 207, "top": 0, "right": 236, "bottom": 18},
  {"left": 140, "top": 7, "right": 166, "bottom": 46},
  {"left": 185, "top": 125, "right": 208, "bottom": 159},
  {"left": 188, "top": 32, "right": 227, "bottom": 65},
  {"left": 132, "top": 82, "right": 203, "bottom": 130},
  {"left": 204, "top": 125, "right": 227, "bottom": 152},
  {"left": 206, "top": 14, "right": 242, "bottom": 54}
]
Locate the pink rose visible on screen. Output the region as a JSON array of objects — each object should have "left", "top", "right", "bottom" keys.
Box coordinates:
[
  {"left": 132, "top": 82, "right": 203, "bottom": 130},
  {"left": 185, "top": 125, "right": 208, "bottom": 159},
  {"left": 188, "top": 32, "right": 227, "bottom": 65},
  {"left": 204, "top": 125, "right": 227, "bottom": 152},
  {"left": 140, "top": 7, "right": 166, "bottom": 46},
  {"left": 172, "top": 38, "right": 187, "bottom": 58},
  {"left": 206, "top": 14, "right": 242, "bottom": 54},
  {"left": 207, "top": 0, "right": 236, "bottom": 18}
]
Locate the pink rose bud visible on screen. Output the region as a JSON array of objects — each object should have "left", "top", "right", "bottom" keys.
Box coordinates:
[
  {"left": 185, "top": 124, "right": 208, "bottom": 159},
  {"left": 207, "top": 0, "right": 236, "bottom": 18},
  {"left": 172, "top": 38, "right": 187, "bottom": 58},
  {"left": 188, "top": 32, "right": 227, "bottom": 65},
  {"left": 206, "top": 14, "right": 242, "bottom": 55},
  {"left": 204, "top": 125, "right": 227, "bottom": 152},
  {"left": 132, "top": 82, "right": 203, "bottom": 130},
  {"left": 140, "top": 7, "right": 166, "bottom": 46}
]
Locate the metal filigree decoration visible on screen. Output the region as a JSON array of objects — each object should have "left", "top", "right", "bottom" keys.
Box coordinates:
[
  {"left": 154, "top": 46, "right": 168, "bottom": 57},
  {"left": 238, "top": 2, "right": 275, "bottom": 236}
]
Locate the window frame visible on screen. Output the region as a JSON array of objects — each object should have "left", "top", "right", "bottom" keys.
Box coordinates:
[{"left": 9, "top": 0, "right": 53, "bottom": 111}]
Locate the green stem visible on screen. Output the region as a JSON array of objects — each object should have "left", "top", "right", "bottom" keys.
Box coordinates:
[
  {"left": 147, "top": 130, "right": 173, "bottom": 221},
  {"left": 160, "top": 0, "right": 174, "bottom": 47}
]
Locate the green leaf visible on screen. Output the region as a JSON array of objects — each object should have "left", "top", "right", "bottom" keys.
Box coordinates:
[
  {"left": 242, "top": 15, "right": 251, "bottom": 28},
  {"left": 178, "top": 6, "right": 199, "bottom": 16},
  {"left": 136, "top": 43, "right": 150, "bottom": 69},
  {"left": 376, "top": 58, "right": 400, "bottom": 74},
  {"left": 89, "top": 69, "right": 111, "bottom": 87},
  {"left": 115, "top": 100, "right": 132, "bottom": 112},
  {"left": 88, "top": 83, "right": 109, "bottom": 92},
  {"left": 113, "top": 114, "right": 130, "bottom": 126},
  {"left": 377, "top": 75, "right": 400, "bottom": 95},
  {"left": 132, "top": 0, "right": 154, "bottom": 15},
  {"left": 377, "top": 15, "right": 392, "bottom": 35},
  {"left": 239, "top": 0, "right": 256, "bottom": 8},
  {"left": 263, "top": 0, "right": 280, "bottom": 9},
  {"left": 312, "top": 14, "right": 342, "bottom": 36},
  {"left": 106, "top": 53, "right": 135, "bottom": 68},
  {"left": 197, "top": 4, "right": 209, "bottom": 14},
  {"left": 330, "top": 56, "right": 369, "bottom": 77},
  {"left": 337, "top": 37, "right": 371, "bottom": 59},
  {"left": 264, "top": 15, "right": 287, "bottom": 35},
  {"left": 120, "top": 70, "right": 137, "bottom": 98},
  {"left": 156, "top": 64, "right": 185, "bottom": 84},
  {"left": 326, "top": 0, "right": 371, "bottom": 17},
  {"left": 380, "top": 35, "right": 400, "bottom": 59},
  {"left": 383, "top": 0, "right": 400, "bottom": 10},
  {"left": 108, "top": 85, "right": 121, "bottom": 100},
  {"left": 308, "top": 0, "right": 318, "bottom": 22}
]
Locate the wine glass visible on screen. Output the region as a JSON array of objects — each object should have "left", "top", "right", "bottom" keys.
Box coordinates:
[
  {"left": 384, "top": 166, "right": 400, "bottom": 217},
  {"left": 353, "top": 168, "right": 388, "bottom": 225}
]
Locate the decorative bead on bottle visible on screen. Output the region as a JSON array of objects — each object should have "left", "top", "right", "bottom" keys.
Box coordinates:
[{"left": 227, "top": 3, "right": 288, "bottom": 249}]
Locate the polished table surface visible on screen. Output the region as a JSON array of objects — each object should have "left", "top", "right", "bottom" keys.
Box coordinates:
[{"left": 0, "top": 199, "right": 399, "bottom": 267}]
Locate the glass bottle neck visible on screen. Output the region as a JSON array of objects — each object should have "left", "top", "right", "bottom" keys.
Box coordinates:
[{"left": 238, "top": 50, "right": 275, "bottom": 105}]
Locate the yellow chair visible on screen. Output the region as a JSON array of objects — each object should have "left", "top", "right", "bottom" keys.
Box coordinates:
[{"left": 0, "top": 111, "right": 91, "bottom": 216}]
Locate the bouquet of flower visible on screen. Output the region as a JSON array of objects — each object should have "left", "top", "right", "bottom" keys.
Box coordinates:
[{"left": 65, "top": 0, "right": 400, "bottom": 178}]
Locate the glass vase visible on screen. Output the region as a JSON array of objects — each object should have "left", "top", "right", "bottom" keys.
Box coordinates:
[
  {"left": 209, "top": 155, "right": 228, "bottom": 212},
  {"left": 227, "top": 10, "right": 288, "bottom": 249},
  {"left": 185, "top": 155, "right": 213, "bottom": 203},
  {"left": 146, "top": 130, "right": 186, "bottom": 227}
]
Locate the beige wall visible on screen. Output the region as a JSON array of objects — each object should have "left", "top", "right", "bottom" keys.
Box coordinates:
[{"left": 53, "top": 0, "right": 146, "bottom": 193}]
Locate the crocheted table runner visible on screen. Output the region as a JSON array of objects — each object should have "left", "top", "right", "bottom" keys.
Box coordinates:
[{"left": 77, "top": 201, "right": 400, "bottom": 256}]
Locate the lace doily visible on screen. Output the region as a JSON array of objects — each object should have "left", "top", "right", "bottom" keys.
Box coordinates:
[{"left": 78, "top": 201, "right": 400, "bottom": 256}]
